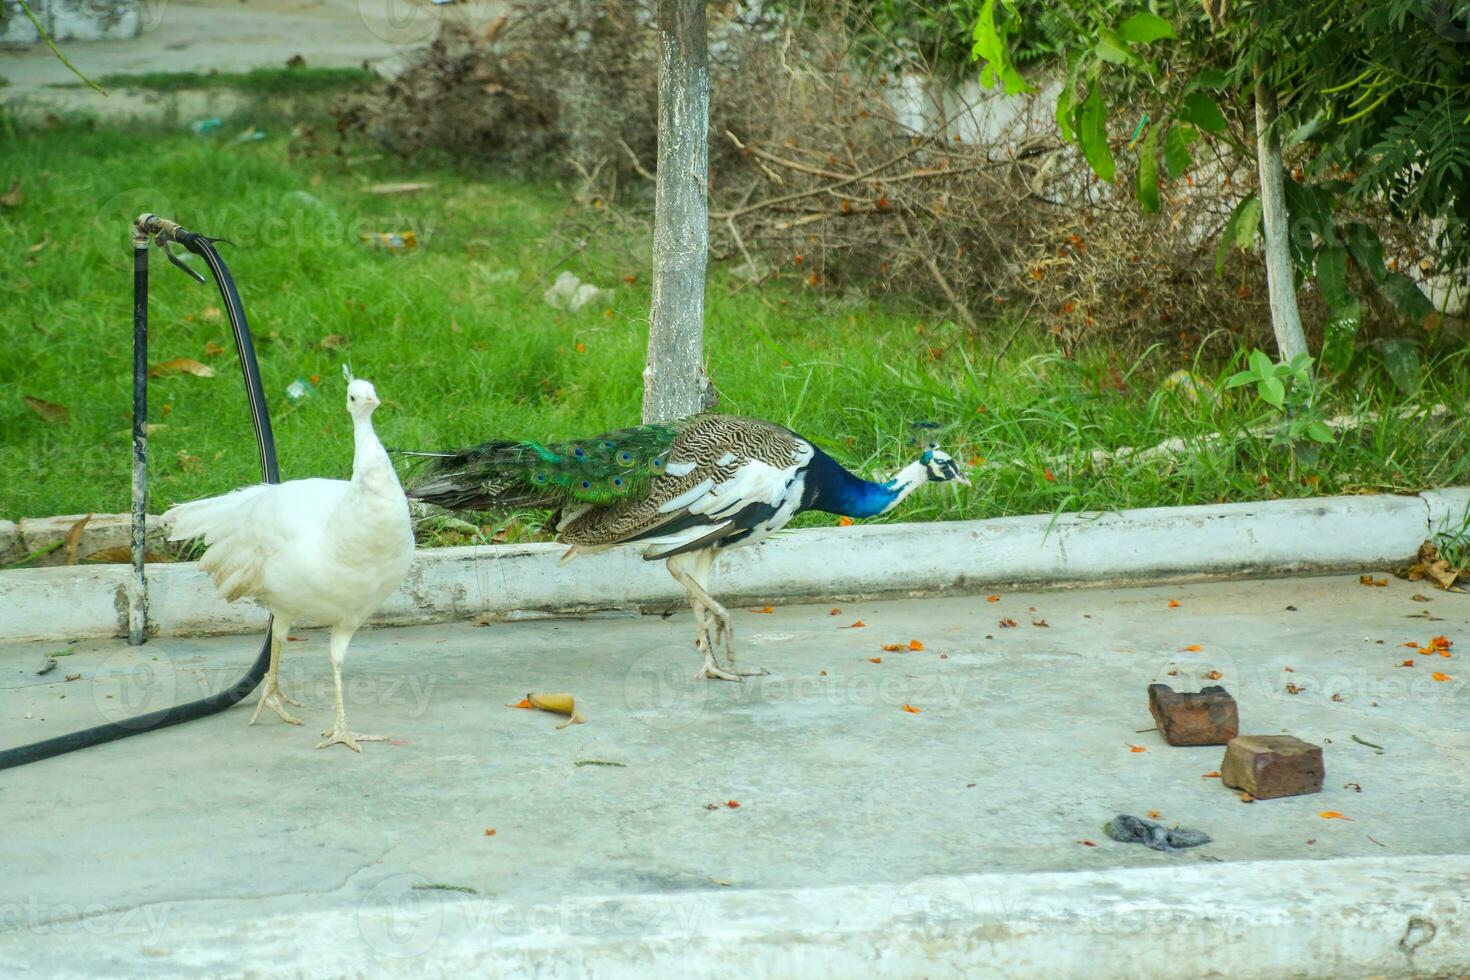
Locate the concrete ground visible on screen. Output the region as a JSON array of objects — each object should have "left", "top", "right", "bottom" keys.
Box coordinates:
[{"left": 2, "top": 574, "right": 1469, "bottom": 976}]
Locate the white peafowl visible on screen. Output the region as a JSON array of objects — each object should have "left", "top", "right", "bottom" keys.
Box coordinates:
[
  {"left": 403, "top": 415, "right": 968, "bottom": 681},
  {"left": 164, "top": 374, "right": 415, "bottom": 751}
]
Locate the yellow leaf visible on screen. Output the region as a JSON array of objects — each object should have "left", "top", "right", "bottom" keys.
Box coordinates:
[
  {"left": 149, "top": 357, "right": 216, "bottom": 379},
  {"left": 901, "top": 703, "right": 921, "bottom": 714},
  {"left": 526, "top": 691, "right": 587, "bottom": 729}
]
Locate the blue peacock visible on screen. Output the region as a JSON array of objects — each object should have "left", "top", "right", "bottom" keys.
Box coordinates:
[{"left": 404, "top": 414, "right": 969, "bottom": 680}]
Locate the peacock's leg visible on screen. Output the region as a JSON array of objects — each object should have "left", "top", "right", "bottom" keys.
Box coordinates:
[
  {"left": 317, "top": 625, "right": 386, "bottom": 752},
  {"left": 667, "top": 551, "right": 768, "bottom": 681},
  {"left": 250, "top": 617, "right": 304, "bottom": 726}
]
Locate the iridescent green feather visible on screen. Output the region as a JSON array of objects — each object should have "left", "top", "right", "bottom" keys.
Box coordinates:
[{"left": 409, "top": 422, "right": 684, "bottom": 510}]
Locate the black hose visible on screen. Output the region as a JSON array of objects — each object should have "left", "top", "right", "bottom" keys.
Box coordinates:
[{"left": 0, "top": 219, "right": 278, "bottom": 771}]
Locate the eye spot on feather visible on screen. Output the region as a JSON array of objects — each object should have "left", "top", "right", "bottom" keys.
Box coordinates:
[
  {"left": 618, "top": 451, "right": 633, "bottom": 464},
  {"left": 612, "top": 477, "right": 625, "bottom": 488},
  {"left": 602, "top": 440, "right": 615, "bottom": 449},
  {"left": 580, "top": 480, "right": 592, "bottom": 490},
  {"left": 534, "top": 473, "right": 549, "bottom": 484},
  {"left": 572, "top": 447, "right": 587, "bottom": 458},
  {"left": 652, "top": 458, "right": 664, "bottom": 468}
]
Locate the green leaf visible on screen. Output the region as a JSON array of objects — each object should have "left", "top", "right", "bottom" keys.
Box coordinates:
[
  {"left": 1055, "top": 85, "right": 1077, "bottom": 142},
  {"left": 1379, "top": 339, "right": 1420, "bottom": 393},
  {"left": 1341, "top": 222, "right": 1387, "bottom": 283},
  {"left": 1179, "top": 92, "right": 1227, "bottom": 134},
  {"left": 1379, "top": 273, "right": 1438, "bottom": 327},
  {"left": 1077, "top": 84, "right": 1116, "bottom": 183},
  {"left": 1249, "top": 349, "right": 1274, "bottom": 378},
  {"left": 1189, "top": 69, "right": 1230, "bottom": 91},
  {"left": 1163, "top": 122, "right": 1195, "bottom": 179},
  {"left": 1136, "top": 125, "right": 1159, "bottom": 213},
  {"left": 1224, "top": 370, "right": 1256, "bottom": 389},
  {"left": 1316, "top": 245, "right": 1350, "bottom": 308},
  {"left": 1117, "top": 11, "right": 1175, "bottom": 43},
  {"left": 970, "top": 0, "right": 1035, "bottom": 94},
  {"left": 1321, "top": 295, "right": 1361, "bottom": 375},
  {"left": 1216, "top": 195, "right": 1262, "bottom": 275},
  {"left": 1306, "top": 420, "right": 1336, "bottom": 444},
  {"left": 1095, "top": 28, "right": 1143, "bottom": 67},
  {"left": 1259, "top": 375, "right": 1286, "bottom": 408},
  {"left": 1283, "top": 179, "right": 1335, "bottom": 241}
]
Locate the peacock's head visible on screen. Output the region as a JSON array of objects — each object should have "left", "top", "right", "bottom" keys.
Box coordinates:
[
  {"left": 918, "top": 444, "right": 970, "bottom": 486},
  {"left": 346, "top": 378, "right": 381, "bottom": 418}
]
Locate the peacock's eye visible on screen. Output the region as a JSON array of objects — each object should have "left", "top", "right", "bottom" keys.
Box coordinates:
[
  {"left": 652, "top": 458, "right": 663, "bottom": 468},
  {"left": 573, "top": 447, "right": 586, "bottom": 458},
  {"left": 580, "top": 480, "right": 591, "bottom": 490},
  {"left": 534, "top": 473, "right": 548, "bottom": 483},
  {"left": 612, "top": 477, "right": 624, "bottom": 487},
  {"left": 618, "top": 451, "right": 632, "bottom": 463},
  {"left": 602, "top": 440, "right": 615, "bottom": 449}
]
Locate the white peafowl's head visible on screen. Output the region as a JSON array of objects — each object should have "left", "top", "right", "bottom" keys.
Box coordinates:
[
  {"left": 346, "top": 378, "right": 381, "bottom": 419},
  {"left": 918, "top": 444, "right": 970, "bottom": 486}
]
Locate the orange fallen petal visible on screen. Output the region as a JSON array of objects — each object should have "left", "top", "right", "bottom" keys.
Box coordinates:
[
  {"left": 726, "top": 800, "right": 740, "bottom": 809},
  {"left": 868, "top": 657, "right": 882, "bottom": 663},
  {"left": 1318, "top": 811, "right": 1353, "bottom": 820},
  {"left": 838, "top": 516, "right": 854, "bottom": 527},
  {"left": 1147, "top": 810, "right": 1161, "bottom": 818},
  {"left": 901, "top": 703, "right": 922, "bottom": 714},
  {"left": 1205, "top": 670, "right": 1223, "bottom": 681},
  {"left": 830, "top": 608, "right": 841, "bottom": 616},
  {"left": 508, "top": 698, "right": 534, "bottom": 709},
  {"left": 1179, "top": 644, "right": 1202, "bottom": 652},
  {"left": 1078, "top": 839, "right": 1096, "bottom": 847},
  {"left": 484, "top": 828, "right": 497, "bottom": 836},
  {"left": 751, "top": 606, "right": 774, "bottom": 614},
  {"left": 1403, "top": 641, "right": 1420, "bottom": 648},
  {"left": 843, "top": 620, "right": 866, "bottom": 629},
  {"left": 1401, "top": 659, "right": 1416, "bottom": 667},
  {"left": 1431, "top": 635, "right": 1452, "bottom": 648},
  {"left": 1128, "top": 744, "right": 1146, "bottom": 753},
  {"left": 881, "top": 644, "right": 902, "bottom": 652},
  {"left": 986, "top": 595, "right": 1001, "bottom": 602},
  {"left": 1168, "top": 600, "right": 1181, "bottom": 608},
  {"left": 1202, "top": 771, "right": 1221, "bottom": 778},
  {"left": 908, "top": 639, "right": 924, "bottom": 651},
  {"left": 1432, "top": 671, "right": 1452, "bottom": 682}
]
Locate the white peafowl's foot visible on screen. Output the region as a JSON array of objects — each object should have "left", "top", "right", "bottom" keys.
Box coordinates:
[
  {"left": 250, "top": 679, "right": 304, "bottom": 726},
  {"left": 317, "top": 725, "right": 387, "bottom": 753}
]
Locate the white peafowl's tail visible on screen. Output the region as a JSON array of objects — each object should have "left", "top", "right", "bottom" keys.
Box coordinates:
[{"left": 164, "top": 485, "right": 276, "bottom": 601}]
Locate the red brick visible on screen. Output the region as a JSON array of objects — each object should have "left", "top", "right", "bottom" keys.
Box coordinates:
[
  {"left": 1220, "top": 735, "right": 1324, "bottom": 799},
  {"left": 1147, "top": 684, "right": 1239, "bottom": 746}
]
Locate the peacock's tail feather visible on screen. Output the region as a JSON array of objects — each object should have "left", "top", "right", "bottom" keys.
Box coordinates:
[{"left": 403, "top": 423, "right": 684, "bottom": 511}]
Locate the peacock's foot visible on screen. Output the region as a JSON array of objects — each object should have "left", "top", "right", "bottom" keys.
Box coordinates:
[
  {"left": 696, "top": 649, "right": 769, "bottom": 682},
  {"left": 250, "top": 682, "right": 304, "bottom": 726},
  {"left": 317, "top": 727, "right": 387, "bottom": 752}
]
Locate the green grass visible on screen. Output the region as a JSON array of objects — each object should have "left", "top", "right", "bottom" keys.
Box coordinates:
[
  {"left": 2, "top": 112, "right": 1468, "bottom": 542},
  {"left": 86, "top": 67, "right": 376, "bottom": 95}
]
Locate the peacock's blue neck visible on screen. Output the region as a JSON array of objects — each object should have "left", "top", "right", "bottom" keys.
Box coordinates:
[{"left": 802, "top": 448, "right": 918, "bottom": 519}]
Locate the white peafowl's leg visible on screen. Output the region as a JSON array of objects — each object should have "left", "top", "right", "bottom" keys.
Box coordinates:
[
  {"left": 317, "top": 625, "right": 386, "bottom": 752},
  {"left": 667, "top": 551, "right": 767, "bottom": 682},
  {"left": 250, "top": 617, "right": 304, "bottom": 726}
]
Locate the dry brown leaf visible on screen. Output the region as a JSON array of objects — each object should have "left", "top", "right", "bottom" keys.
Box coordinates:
[
  {"left": 367, "top": 181, "right": 434, "bottom": 195},
  {"left": 62, "top": 514, "right": 92, "bottom": 566},
  {"left": 23, "top": 395, "right": 69, "bottom": 424},
  {"left": 201, "top": 306, "right": 222, "bottom": 321},
  {"left": 526, "top": 691, "right": 587, "bottom": 728},
  {"left": 1402, "top": 540, "right": 1465, "bottom": 590},
  {"left": 320, "top": 334, "right": 349, "bottom": 350},
  {"left": 150, "top": 357, "right": 216, "bottom": 379},
  {"left": 0, "top": 178, "right": 22, "bottom": 208},
  {"left": 999, "top": 617, "right": 1018, "bottom": 628},
  {"left": 27, "top": 233, "right": 50, "bottom": 254},
  {"left": 203, "top": 341, "right": 227, "bottom": 357}
]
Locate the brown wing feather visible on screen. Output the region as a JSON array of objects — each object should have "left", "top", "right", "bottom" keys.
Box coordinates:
[{"left": 558, "top": 415, "right": 807, "bottom": 547}]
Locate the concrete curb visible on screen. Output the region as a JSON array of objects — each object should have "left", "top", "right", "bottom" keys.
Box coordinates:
[
  {"left": 5, "top": 855, "right": 1466, "bottom": 977},
  {"left": 3, "top": 489, "right": 1468, "bottom": 642}
]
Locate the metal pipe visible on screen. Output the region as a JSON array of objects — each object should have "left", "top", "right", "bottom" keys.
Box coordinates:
[
  {"left": 128, "top": 229, "right": 150, "bottom": 646},
  {"left": 0, "top": 215, "right": 279, "bottom": 771}
]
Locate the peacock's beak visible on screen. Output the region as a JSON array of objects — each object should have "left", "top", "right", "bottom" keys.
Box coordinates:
[{"left": 954, "top": 472, "right": 972, "bottom": 487}]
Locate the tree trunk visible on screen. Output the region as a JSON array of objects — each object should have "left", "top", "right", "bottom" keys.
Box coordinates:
[
  {"left": 644, "top": 0, "right": 714, "bottom": 424},
  {"left": 1253, "top": 64, "right": 1309, "bottom": 362}
]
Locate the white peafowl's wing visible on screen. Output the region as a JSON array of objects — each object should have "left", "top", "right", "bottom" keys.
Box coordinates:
[{"left": 165, "top": 478, "right": 349, "bottom": 602}]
